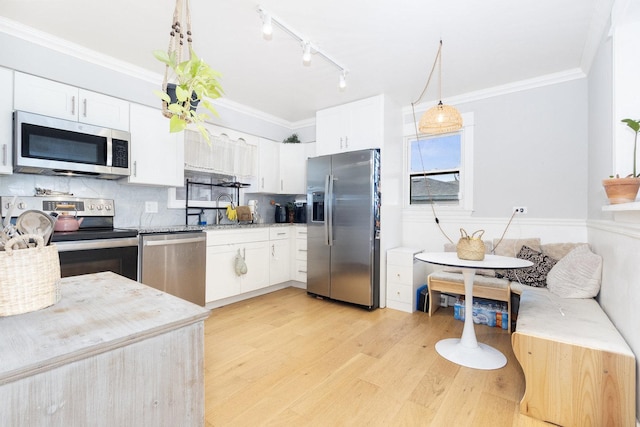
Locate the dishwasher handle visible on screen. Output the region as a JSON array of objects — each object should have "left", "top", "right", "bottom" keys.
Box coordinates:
[{"left": 143, "top": 236, "right": 206, "bottom": 247}]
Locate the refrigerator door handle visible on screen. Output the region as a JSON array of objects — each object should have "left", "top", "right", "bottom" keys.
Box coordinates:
[{"left": 325, "top": 174, "right": 334, "bottom": 246}]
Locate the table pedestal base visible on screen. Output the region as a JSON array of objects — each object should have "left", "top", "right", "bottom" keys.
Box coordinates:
[{"left": 435, "top": 338, "right": 506, "bottom": 370}]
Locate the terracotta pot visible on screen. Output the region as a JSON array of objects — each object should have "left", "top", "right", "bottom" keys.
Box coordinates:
[{"left": 602, "top": 177, "right": 640, "bottom": 204}]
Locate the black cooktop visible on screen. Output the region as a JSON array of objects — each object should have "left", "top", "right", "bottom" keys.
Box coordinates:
[{"left": 51, "top": 228, "right": 139, "bottom": 242}]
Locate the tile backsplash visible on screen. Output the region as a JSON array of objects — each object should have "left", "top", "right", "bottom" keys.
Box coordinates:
[{"left": 0, "top": 173, "right": 303, "bottom": 228}]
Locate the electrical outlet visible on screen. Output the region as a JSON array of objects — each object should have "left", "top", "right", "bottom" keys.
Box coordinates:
[
  {"left": 145, "top": 201, "right": 158, "bottom": 213},
  {"left": 513, "top": 206, "right": 528, "bottom": 214}
]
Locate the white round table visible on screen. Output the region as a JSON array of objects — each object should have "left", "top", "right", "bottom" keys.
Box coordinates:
[{"left": 415, "top": 252, "right": 533, "bottom": 370}]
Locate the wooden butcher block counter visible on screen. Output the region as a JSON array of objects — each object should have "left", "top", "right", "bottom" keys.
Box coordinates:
[{"left": 0, "top": 271, "right": 210, "bottom": 427}]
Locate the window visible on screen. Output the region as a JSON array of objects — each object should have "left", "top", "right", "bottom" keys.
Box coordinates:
[
  {"left": 409, "top": 133, "right": 461, "bottom": 204},
  {"left": 403, "top": 111, "right": 473, "bottom": 211}
]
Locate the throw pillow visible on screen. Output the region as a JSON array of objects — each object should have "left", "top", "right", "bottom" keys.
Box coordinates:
[
  {"left": 547, "top": 245, "right": 602, "bottom": 298},
  {"left": 493, "top": 238, "right": 541, "bottom": 277},
  {"left": 495, "top": 245, "right": 557, "bottom": 288},
  {"left": 492, "top": 238, "right": 541, "bottom": 257},
  {"left": 541, "top": 242, "right": 588, "bottom": 261}
]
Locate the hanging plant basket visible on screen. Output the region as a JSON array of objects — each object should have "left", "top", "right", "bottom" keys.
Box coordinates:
[
  {"left": 153, "top": 0, "right": 223, "bottom": 141},
  {"left": 165, "top": 83, "right": 200, "bottom": 113}
]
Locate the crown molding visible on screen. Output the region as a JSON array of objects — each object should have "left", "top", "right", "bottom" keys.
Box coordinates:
[
  {"left": 0, "top": 16, "right": 159, "bottom": 83},
  {"left": 404, "top": 68, "right": 586, "bottom": 116},
  {"left": 0, "top": 16, "right": 304, "bottom": 130}
]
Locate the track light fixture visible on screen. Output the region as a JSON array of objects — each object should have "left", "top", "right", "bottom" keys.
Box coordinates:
[
  {"left": 262, "top": 13, "right": 273, "bottom": 40},
  {"left": 257, "top": 5, "right": 348, "bottom": 90},
  {"left": 339, "top": 70, "right": 347, "bottom": 90},
  {"left": 302, "top": 41, "right": 312, "bottom": 66}
]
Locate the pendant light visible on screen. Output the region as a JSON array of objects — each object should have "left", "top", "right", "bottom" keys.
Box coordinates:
[{"left": 412, "top": 40, "right": 463, "bottom": 135}]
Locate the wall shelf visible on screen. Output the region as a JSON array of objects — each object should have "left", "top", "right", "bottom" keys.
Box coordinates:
[
  {"left": 185, "top": 180, "right": 250, "bottom": 225},
  {"left": 602, "top": 201, "right": 640, "bottom": 211}
]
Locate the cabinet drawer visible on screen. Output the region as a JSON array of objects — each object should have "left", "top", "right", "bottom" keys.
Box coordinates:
[
  {"left": 387, "top": 282, "right": 412, "bottom": 304},
  {"left": 387, "top": 247, "right": 423, "bottom": 266},
  {"left": 269, "top": 227, "right": 291, "bottom": 240},
  {"left": 206, "top": 228, "right": 269, "bottom": 245},
  {"left": 296, "top": 239, "right": 307, "bottom": 257},
  {"left": 386, "top": 264, "right": 415, "bottom": 284},
  {"left": 295, "top": 227, "right": 308, "bottom": 239},
  {"left": 294, "top": 259, "right": 307, "bottom": 282}
]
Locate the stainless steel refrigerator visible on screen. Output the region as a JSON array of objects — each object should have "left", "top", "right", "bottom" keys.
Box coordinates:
[{"left": 306, "top": 149, "right": 381, "bottom": 309}]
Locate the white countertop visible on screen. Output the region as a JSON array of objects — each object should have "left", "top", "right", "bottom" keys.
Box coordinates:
[{"left": 137, "top": 222, "right": 304, "bottom": 234}]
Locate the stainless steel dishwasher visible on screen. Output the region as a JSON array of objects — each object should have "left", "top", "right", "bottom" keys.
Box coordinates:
[{"left": 139, "top": 231, "right": 206, "bottom": 306}]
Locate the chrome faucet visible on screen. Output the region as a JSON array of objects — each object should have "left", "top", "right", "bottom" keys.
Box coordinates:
[{"left": 215, "top": 193, "right": 234, "bottom": 224}]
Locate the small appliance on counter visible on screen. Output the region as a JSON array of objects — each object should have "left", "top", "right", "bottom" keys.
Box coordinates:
[
  {"left": 274, "top": 204, "right": 287, "bottom": 223},
  {"left": 293, "top": 202, "right": 307, "bottom": 223}
]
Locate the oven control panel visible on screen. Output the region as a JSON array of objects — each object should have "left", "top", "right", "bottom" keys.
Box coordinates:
[{"left": 1, "top": 196, "right": 115, "bottom": 217}]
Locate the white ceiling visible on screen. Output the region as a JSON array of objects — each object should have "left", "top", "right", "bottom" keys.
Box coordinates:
[{"left": 0, "top": 0, "right": 610, "bottom": 123}]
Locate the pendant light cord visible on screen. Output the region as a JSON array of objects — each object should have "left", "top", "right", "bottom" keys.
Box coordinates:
[
  {"left": 412, "top": 40, "right": 442, "bottom": 106},
  {"left": 410, "top": 39, "right": 516, "bottom": 249}
]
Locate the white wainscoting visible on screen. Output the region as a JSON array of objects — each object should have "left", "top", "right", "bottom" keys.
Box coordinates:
[{"left": 401, "top": 209, "right": 587, "bottom": 254}]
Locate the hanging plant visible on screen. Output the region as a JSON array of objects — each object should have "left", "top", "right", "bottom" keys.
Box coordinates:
[{"left": 153, "top": 0, "right": 223, "bottom": 141}]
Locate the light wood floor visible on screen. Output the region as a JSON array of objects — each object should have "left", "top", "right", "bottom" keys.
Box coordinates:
[{"left": 204, "top": 287, "right": 550, "bottom": 426}]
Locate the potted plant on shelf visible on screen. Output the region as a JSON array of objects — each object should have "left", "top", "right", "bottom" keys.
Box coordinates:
[
  {"left": 283, "top": 133, "right": 300, "bottom": 143},
  {"left": 603, "top": 118, "right": 640, "bottom": 204},
  {"left": 153, "top": 47, "right": 223, "bottom": 141}
]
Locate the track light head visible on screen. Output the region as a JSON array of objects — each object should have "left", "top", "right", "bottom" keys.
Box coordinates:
[
  {"left": 302, "top": 42, "right": 312, "bottom": 66},
  {"left": 339, "top": 70, "right": 347, "bottom": 90},
  {"left": 262, "top": 13, "right": 273, "bottom": 40}
]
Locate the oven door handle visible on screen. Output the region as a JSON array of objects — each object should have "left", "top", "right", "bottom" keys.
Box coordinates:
[{"left": 54, "top": 237, "right": 139, "bottom": 252}]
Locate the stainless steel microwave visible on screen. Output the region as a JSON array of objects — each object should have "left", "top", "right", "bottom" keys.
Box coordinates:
[{"left": 13, "top": 110, "right": 131, "bottom": 179}]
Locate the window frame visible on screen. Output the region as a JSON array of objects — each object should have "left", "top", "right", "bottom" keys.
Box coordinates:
[{"left": 403, "top": 111, "right": 474, "bottom": 213}]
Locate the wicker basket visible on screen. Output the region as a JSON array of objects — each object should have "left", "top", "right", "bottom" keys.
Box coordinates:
[
  {"left": 456, "top": 228, "right": 486, "bottom": 261},
  {"left": 0, "top": 234, "right": 61, "bottom": 317}
]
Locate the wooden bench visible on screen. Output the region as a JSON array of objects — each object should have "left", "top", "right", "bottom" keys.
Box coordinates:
[
  {"left": 511, "top": 288, "right": 636, "bottom": 426},
  {"left": 427, "top": 271, "right": 513, "bottom": 331}
]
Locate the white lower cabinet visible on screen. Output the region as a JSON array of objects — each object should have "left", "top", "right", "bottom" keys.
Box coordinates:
[
  {"left": 293, "top": 226, "right": 307, "bottom": 283},
  {"left": 269, "top": 227, "right": 291, "bottom": 285},
  {"left": 386, "top": 247, "right": 426, "bottom": 313},
  {"left": 205, "top": 226, "right": 298, "bottom": 304},
  {"left": 205, "top": 228, "right": 269, "bottom": 303}
]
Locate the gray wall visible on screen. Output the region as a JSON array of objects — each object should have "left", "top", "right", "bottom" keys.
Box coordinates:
[{"left": 460, "top": 79, "right": 588, "bottom": 219}]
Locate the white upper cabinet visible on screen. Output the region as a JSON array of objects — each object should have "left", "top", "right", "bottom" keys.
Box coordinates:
[
  {"left": 256, "top": 138, "right": 280, "bottom": 193},
  {"left": 126, "top": 103, "right": 184, "bottom": 187},
  {"left": 279, "top": 143, "right": 311, "bottom": 195},
  {"left": 0, "top": 67, "right": 13, "bottom": 175},
  {"left": 13, "top": 72, "right": 129, "bottom": 131},
  {"left": 315, "top": 95, "right": 384, "bottom": 156},
  {"left": 253, "top": 139, "right": 312, "bottom": 195},
  {"left": 78, "top": 89, "right": 129, "bottom": 131}
]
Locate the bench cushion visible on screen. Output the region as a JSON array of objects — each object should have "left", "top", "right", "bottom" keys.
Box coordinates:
[{"left": 516, "top": 288, "right": 633, "bottom": 355}]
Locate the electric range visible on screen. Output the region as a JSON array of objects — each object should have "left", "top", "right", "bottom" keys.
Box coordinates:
[{"left": 1, "top": 196, "right": 139, "bottom": 280}]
